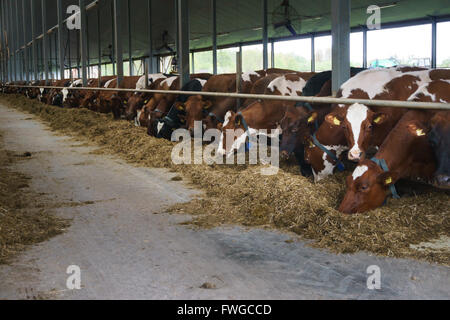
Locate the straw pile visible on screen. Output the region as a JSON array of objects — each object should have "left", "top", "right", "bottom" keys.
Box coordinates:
[
  {"left": 1, "top": 94, "right": 448, "bottom": 265},
  {"left": 0, "top": 134, "right": 68, "bottom": 264}
]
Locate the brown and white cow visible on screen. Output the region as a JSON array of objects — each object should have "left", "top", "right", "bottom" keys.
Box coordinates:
[
  {"left": 304, "top": 67, "right": 449, "bottom": 182},
  {"left": 97, "top": 76, "right": 142, "bottom": 118},
  {"left": 216, "top": 72, "right": 315, "bottom": 157},
  {"left": 338, "top": 110, "right": 436, "bottom": 213},
  {"left": 124, "top": 73, "right": 167, "bottom": 121},
  {"left": 408, "top": 79, "right": 450, "bottom": 189},
  {"left": 78, "top": 76, "right": 117, "bottom": 110},
  {"left": 181, "top": 69, "right": 301, "bottom": 133}
]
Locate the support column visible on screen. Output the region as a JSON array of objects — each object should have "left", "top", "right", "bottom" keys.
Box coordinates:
[
  {"left": 147, "top": 0, "right": 155, "bottom": 73},
  {"left": 262, "top": 0, "right": 268, "bottom": 70},
  {"left": 79, "top": 0, "right": 88, "bottom": 86},
  {"left": 212, "top": 0, "right": 217, "bottom": 74},
  {"left": 176, "top": 0, "right": 190, "bottom": 87},
  {"left": 331, "top": 0, "right": 351, "bottom": 95},
  {"left": 127, "top": 0, "right": 133, "bottom": 76},
  {"left": 113, "top": 0, "right": 123, "bottom": 85},
  {"left": 42, "top": 0, "right": 49, "bottom": 83},
  {"left": 97, "top": 4, "right": 102, "bottom": 82},
  {"left": 362, "top": 26, "right": 368, "bottom": 69},
  {"left": 270, "top": 40, "right": 275, "bottom": 68},
  {"left": 311, "top": 33, "right": 315, "bottom": 72},
  {"left": 431, "top": 17, "right": 437, "bottom": 69},
  {"left": 31, "top": 0, "right": 37, "bottom": 80},
  {"left": 57, "top": 0, "right": 65, "bottom": 79}
]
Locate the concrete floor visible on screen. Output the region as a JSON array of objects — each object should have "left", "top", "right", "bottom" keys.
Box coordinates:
[{"left": 0, "top": 103, "right": 448, "bottom": 300}]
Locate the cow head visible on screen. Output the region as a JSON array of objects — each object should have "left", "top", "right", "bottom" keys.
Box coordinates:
[
  {"left": 429, "top": 112, "right": 450, "bottom": 189},
  {"left": 279, "top": 106, "right": 314, "bottom": 160},
  {"left": 179, "top": 95, "right": 212, "bottom": 135},
  {"left": 125, "top": 93, "right": 151, "bottom": 121},
  {"left": 326, "top": 104, "right": 387, "bottom": 161},
  {"left": 338, "top": 160, "right": 396, "bottom": 213}
]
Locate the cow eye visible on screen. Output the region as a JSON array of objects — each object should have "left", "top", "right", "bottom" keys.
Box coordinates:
[
  {"left": 360, "top": 184, "right": 369, "bottom": 191},
  {"left": 368, "top": 124, "right": 373, "bottom": 129}
]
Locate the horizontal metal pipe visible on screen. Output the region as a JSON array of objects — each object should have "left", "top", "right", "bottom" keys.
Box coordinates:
[{"left": 4, "top": 84, "right": 450, "bottom": 110}]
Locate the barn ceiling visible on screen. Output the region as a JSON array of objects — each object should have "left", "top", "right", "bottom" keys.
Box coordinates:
[{"left": 4, "top": 0, "right": 450, "bottom": 66}]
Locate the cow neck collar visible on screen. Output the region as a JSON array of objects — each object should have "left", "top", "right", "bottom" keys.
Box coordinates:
[
  {"left": 311, "top": 132, "right": 345, "bottom": 172},
  {"left": 298, "top": 101, "right": 345, "bottom": 171},
  {"left": 370, "top": 157, "right": 400, "bottom": 199},
  {"left": 208, "top": 112, "right": 224, "bottom": 123}
]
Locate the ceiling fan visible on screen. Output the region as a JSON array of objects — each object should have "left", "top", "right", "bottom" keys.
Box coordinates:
[{"left": 271, "top": 0, "right": 301, "bottom": 36}]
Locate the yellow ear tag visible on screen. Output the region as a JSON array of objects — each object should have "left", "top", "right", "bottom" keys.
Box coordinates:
[
  {"left": 374, "top": 116, "right": 381, "bottom": 124},
  {"left": 385, "top": 177, "right": 392, "bottom": 185},
  {"left": 416, "top": 129, "right": 425, "bottom": 136},
  {"left": 124, "top": 101, "right": 127, "bottom": 104},
  {"left": 309, "top": 140, "right": 315, "bottom": 148},
  {"left": 308, "top": 116, "right": 315, "bottom": 123},
  {"left": 177, "top": 105, "right": 184, "bottom": 111},
  {"left": 144, "top": 100, "right": 148, "bottom": 104},
  {"left": 333, "top": 117, "right": 341, "bottom": 125}
]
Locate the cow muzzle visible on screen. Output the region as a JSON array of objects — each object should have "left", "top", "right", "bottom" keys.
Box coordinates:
[
  {"left": 434, "top": 174, "right": 450, "bottom": 189},
  {"left": 348, "top": 148, "right": 363, "bottom": 161}
]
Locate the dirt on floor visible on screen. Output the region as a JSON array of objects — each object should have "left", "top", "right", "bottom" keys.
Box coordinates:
[
  {"left": 0, "top": 132, "right": 69, "bottom": 264},
  {"left": 1, "top": 94, "right": 449, "bottom": 265}
]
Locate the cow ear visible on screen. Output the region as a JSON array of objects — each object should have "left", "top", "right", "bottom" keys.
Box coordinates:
[
  {"left": 373, "top": 113, "right": 387, "bottom": 125},
  {"left": 407, "top": 121, "right": 429, "bottom": 137},
  {"left": 325, "top": 113, "right": 343, "bottom": 126},
  {"left": 307, "top": 112, "right": 318, "bottom": 124},
  {"left": 203, "top": 100, "right": 212, "bottom": 109},
  {"left": 377, "top": 171, "right": 397, "bottom": 187}
]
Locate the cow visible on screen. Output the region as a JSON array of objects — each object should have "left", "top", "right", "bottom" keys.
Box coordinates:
[
  {"left": 140, "top": 73, "right": 211, "bottom": 133},
  {"left": 303, "top": 67, "right": 450, "bottom": 182},
  {"left": 338, "top": 110, "right": 436, "bottom": 213},
  {"left": 47, "top": 79, "right": 74, "bottom": 106},
  {"left": 152, "top": 78, "right": 206, "bottom": 139},
  {"left": 124, "top": 73, "right": 168, "bottom": 121},
  {"left": 78, "top": 76, "right": 117, "bottom": 110},
  {"left": 278, "top": 69, "right": 366, "bottom": 176},
  {"left": 408, "top": 79, "right": 450, "bottom": 189},
  {"left": 180, "top": 69, "right": 302, "bottom": 134},
  {"left": 216, "top": 72, "right": 315, "bottom": 158},
  {"left": 97, "top": 76, "right": 142, "bottom": 118}
]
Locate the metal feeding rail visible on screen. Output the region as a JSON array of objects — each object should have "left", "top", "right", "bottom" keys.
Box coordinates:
[{"left": 4, "top": 84, "right": 450, "bottom": 111}]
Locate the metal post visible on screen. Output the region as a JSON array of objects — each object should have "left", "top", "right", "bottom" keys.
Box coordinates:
[
  {"left": 147, "top": 0, "right": 155, "bottom": 73},
  {"left": 212, "top": 0, "right": 217, "bottom": 74},
  {"left": 9, "top": 0, "right": 16, "bottom": 81},
  {"left": 113, "top": 0, "right": 123, "bottom": 85},
  {"left": 127, "top": 0, "right": 133, "bottom": 76},
  {"left": 362, "top": 26, "right": 367, "bottom": 69},
  {"left": 111, "top": 0, "right": 116, "bottom": 75},
  {"left": 331, "top": 0, "right": 350, "bottom": 95},
  {"left": 49, "top": 32, "right": 53, "bottom": 79},
  {"left": 97, "top": 4, "right": 101, "bottom": 83},
  {"left": 262, "top": 0, "right": 268, "bottom": 70},
  {"left": 86, "top": 5, "right": 91, "bottom": 79},
  {"left": 311, "top": 33, "right": 315, "bottom": 72},
  {"left": 42, "top": 0, "right": 49, "bottom": 83},
  {"left": 57, "top": 0, "right": 64, "bottom": 79},
  {"left": 31, "top": 0, "right": 37, "bottom": 80},
  {"left": 431, "top": 17, "right": 437, "bottom": 69},
  {"left": 236, "top": 50, "right": 242, "bottom": 109},
  {"left": 68, "top": 29, "right": 72, "bottom": 80},
  {"left": 15, "top": 0, "right": 22, "bottom": 80},
  {"left": 176, "top": 0, "right": 189, "bottom": 87},
  {"left": 76, "top": 29, "right": 80, "bottom": 78},
  {"left": 271, "top": 40, "right": 275, "bottom": 68},
  {"left": 191, "top": 52, "right": 195, "bottom": 74},
  {"left": 79, "top": 0, "right": 88, "bottom": 85}
]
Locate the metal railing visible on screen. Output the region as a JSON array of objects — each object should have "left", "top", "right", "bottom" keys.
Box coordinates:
[{"left": 4, "top": 84, "right": 450, "bottom": 111}]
